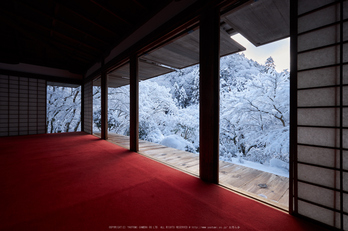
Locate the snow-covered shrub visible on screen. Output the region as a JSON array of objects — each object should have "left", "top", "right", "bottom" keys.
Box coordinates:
[{"left": 160, "top": 135, "right": 195, "bottom": 152}]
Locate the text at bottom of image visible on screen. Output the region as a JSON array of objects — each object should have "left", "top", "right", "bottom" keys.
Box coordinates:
[{"left": 109, "top": 226, "right": 241, "bottom": 229}]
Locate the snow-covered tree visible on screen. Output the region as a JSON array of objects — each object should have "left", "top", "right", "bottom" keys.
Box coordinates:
[
  {"left": 47, "top": 86, "right": 81, "bottom": 133},
  {"left": 155, "top": 65, "right": 200, "bottom": 108},
  {"left": 92, "top": 85, "right": 130, "bottom": 135},
  {"left": 220, "top": 62, "right": 289, "bottom": 165},
  {"left": 108, "top": 86, "right": 130, "bottom": 135},
  {"left": 138, "top": 80, "right": 178, "bottom": 143},
  {"left": 264, "top": 56, "right": 276, "bottom": 73},
  {"left": 93, "top": 86, "right": 101, "bottom": 132}
]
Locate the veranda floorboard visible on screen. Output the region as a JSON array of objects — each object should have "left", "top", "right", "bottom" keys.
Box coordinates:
[
  {"left": 96, "top": 132, "right": 289, "bottom": 210},
  {"left": 278, "top": 188, "right": 290, "bottom": 205}
]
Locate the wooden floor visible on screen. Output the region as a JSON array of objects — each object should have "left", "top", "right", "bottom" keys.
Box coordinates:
[{"left": 97, "top": 132, "right": 289, "bottom": 210}]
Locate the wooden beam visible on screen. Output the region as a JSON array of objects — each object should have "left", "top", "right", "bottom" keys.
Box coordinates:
[
  {"left": 0, "top": 69, "right": 82, "bottom": 85},
  {"left": 130, "top": 56, "right": 139, "bottom": 152},
  {"left": 199, "top": 6, "right": 220, "bottom": 184},
  {"left": 101, "top": 64, "right": 108, "bottom": 140}
]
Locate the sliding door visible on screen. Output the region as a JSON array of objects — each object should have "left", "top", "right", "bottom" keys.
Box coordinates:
[
  {"left": 0, "top": 75, "right": 46, "bottom": 136},
  {"left": 292, "top": 0, "right": 347, "bottom": 229}
]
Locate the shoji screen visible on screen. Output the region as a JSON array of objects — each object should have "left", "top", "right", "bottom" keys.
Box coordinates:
[
  {"left": 83, "top": 80, "right": 92, "bottom": 134},
  {"left": 0, "top": 75, "right": 9, "bottom": 136},
  {"left": 0, "top": 75, "right": 46, "bottom": 137},
  {"left": 293, "top": 0, "right": 347, "bottom": 229}
]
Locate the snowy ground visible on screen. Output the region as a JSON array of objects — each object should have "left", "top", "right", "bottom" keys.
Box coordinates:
[{"left": 222, "top": 157, "right": 289, "bottom": 177}]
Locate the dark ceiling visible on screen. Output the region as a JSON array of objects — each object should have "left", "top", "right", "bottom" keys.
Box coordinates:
[{"left": 0, "top": 0, "right": 173, "bottom": 75}]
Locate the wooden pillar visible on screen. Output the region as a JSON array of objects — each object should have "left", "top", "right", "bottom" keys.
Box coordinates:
[
  {"left": 101, "top": 68, "right": 108, "bottom": 139},
  {"left": 199, "top": 6, "right": 220, "bottom": 183},
  {"left": 130, "top": 55, "right": 139, "bottom": 152},
  {"left": 289, "top": 0, "right": 298, "bottom": 215}
]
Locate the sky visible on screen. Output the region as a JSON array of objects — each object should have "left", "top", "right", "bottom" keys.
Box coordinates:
[{"left": 231, "top": 34, "right": 290, "bottom": 72}]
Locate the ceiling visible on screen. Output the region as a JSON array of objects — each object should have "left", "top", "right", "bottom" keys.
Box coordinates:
[
  {"left": 0, "top": 0, "right": 173, "bottom": 75},
  {"left": 222, "top": 0, "right": 290, "bottom": 46},
  {"left": 0, "top": 0, "right": 289, "bottom": 85}
]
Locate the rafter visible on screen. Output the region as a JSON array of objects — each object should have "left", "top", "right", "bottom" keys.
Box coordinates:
[
  {"left": 13, "top": 1, "right": 24, "bottom": 60},
  {"left": 131, "top": 0, "right": 147, "bottom": 11},
  {"left": 50, "top": 41, "right": 94, "bottom": 63},
  {"left": 50, "top": 3, "right": 58, "bottom": 37},
  {"left": 54, "top": 1, "right": 119, "bottom": 37},
  {"left": 90, "top": 0, "right": 133, "bottom": 26}
]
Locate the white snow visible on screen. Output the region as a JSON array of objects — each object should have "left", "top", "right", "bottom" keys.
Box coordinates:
[
  {"left": 270, "top": 158, "right": 289, "bottom": 171},
  {"left": 228, "top": 157, "right": 289, "bottom": 177},
  {"left": 160, "top": 135, "right": 187, "bottom": 150},
  {"left": 258, "top": 194, "right": 268, "bottom": 199}
]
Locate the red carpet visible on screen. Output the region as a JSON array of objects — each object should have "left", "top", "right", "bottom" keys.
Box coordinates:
[{"left": 0, "top": 132, "right": 327, "bottom": 230}]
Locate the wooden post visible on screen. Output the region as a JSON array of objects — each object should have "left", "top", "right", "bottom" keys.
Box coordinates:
[
  {"left": 101, "top": 64, "right": 108, "bottom": 139},
  {"left": 289, "top": 0, "right": 298, "bottom": 215},
  {"left": 199, "top": 6, "right": 220, "bottom": 183},
  {"left": 130, "top": 55, "right": 139, "bottom": 152}
]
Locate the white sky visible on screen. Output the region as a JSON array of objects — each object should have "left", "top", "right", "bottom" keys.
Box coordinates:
[{"left": 231, "top": 34, "right": 290, "bottom": 72}]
